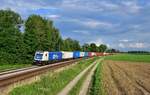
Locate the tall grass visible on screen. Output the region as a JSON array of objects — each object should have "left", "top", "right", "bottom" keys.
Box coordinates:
[
  {"left": 9, "top": 57, "right": 98, "bottom": 95},
  {"left": 89, "top": 62, "right": 105, "bottom": 95},
  {"left": 68, "top": 66, "right": 91, "bottom": 95},
  {"left": 105, "top": 54, "right": 150, "bottom": 63}
]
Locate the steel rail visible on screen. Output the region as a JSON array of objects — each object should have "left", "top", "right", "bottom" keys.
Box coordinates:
[{"left": 0, "top": 58, "right": 83, "bottom": 88}]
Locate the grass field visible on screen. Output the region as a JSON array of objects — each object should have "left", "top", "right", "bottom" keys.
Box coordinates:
[
  {"left": 0, "top": 64, "right": 32, "bottom": 72},
  {"left": 89, "top": 61, "right": 105, "bottom": 95},
  {"left": 9, "top": 57, "right": 98, "bottom": 95},
  {"left": 105, "top": 54, "right": 150, "bottom": 63}
]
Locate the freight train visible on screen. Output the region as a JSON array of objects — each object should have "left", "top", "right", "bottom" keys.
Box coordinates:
[{"left": 34, "top": 51, "right": 105, "bottom": 65}]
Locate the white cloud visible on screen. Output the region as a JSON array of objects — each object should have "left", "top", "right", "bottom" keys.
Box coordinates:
[
  {"left": 129, "top": 43, "right": 146, "bottom": 48},
  {"left": 119, "top": 39, "right": 131, "bottom": 42},
  {"left": 59, "top": 0, "right": 142, "bottom": 15},
  {"left": 87, "top": 38, "right": 110, "bottom": 48},
  {"left": 72, "top": 30, "right": 90, "bottom": 35},
  {"left": 118, "top": 42, "right": 150, "bottom": 49},
  {"left": 119, "top": 43, "right": 125, "bottom": 48},
  {"left": 47, "top": 14, "right": 60, "bottom": 19},
  {"left": 0, "top": 0, "right": 142, "bottom": 17},
  {"left": 0, "top": 0, "right": 59, "bottom": 18},
  {"left": 82, "top": 19, "right": 113, "bottom": 29},
  {"left": 106, "top": 44, "right": 111, "bottom": 48},
  {"left": 59, "top": 18, "right": 115, "bottom": 29},
  {"left": 60, "top": 0, "right": 103, "bottom": 12},
  {"left": 121, "top": 1, "right": 142, "bottom": 14},
  {"left": 88, "top": 38, "right": 104, "bottom": 46},
  {"left": 99, "top": 1, "right": 119, "bottom": 10}
]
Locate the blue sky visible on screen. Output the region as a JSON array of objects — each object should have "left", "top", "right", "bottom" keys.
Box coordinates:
[{"left": 0, "top": 0, "right": 150, "bottom": 51}]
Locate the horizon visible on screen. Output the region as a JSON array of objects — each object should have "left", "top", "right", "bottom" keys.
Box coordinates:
[{"left": 1, "top": 0, "right": 150, "bottom": 51}]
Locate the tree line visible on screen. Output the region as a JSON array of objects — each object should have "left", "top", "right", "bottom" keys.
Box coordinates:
[{"left": 0, "top": 9, "right": 107, "bottom": 64}]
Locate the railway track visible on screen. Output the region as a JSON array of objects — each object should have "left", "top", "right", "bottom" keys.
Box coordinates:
[
  {"left": 0, "top": 66, "right": 38, "bottom": 76},
  {"left": 0, "top": 58, "right": 83, "bottom": 88}
]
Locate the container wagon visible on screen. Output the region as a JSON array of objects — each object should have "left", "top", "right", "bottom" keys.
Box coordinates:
[
  {"left": 84, "top": 52, "right": 89, "bottom": 57},
  {"left": 62, "top": 51, "right": 73, "bottom": 60},
  {"left": 73, "top": 51, "right": 80, "bottom": 58},
  {"left": 80, "top": 52, "right": 85, "bottom": 57}
]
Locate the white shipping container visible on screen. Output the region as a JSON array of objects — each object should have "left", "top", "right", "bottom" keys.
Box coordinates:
[
  {"left": 91, "top": 52, "right": 96, "bottom": 56},
  {"left": 80, "top": 52, "right": 85, "bottom": 57},
  {"left": 62, "top": 51, "right": 73, "bottom": 59}
]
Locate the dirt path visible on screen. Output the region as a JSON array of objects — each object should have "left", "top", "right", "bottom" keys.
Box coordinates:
[
  {"left": 102, "top": 60, "right": 150, "bottom": 95},
  {"left": 79, "top": 59, "right": 102, "bottom": 95},
  {"left": 57, "top": 60, "right": 98, "bottom": 95}
]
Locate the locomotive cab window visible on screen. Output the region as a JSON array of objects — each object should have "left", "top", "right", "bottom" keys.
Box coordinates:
[{"left": 35, "top": 54, "right": 43, "bottom": 59}]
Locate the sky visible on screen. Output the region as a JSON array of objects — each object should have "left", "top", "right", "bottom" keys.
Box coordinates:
[{"left": 0, "top": 0, "right": 150, "bottom": 51}]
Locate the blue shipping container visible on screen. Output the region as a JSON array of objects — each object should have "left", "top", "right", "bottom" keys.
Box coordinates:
[
  {"left": 73, "top": 51, "right": 80, "bottom": 58},
  {"left": 49, "top": 52, "right": 62, "bottom": 60},
  {"left": 84, "top": 52, "right": 89, "bottom": 57}
]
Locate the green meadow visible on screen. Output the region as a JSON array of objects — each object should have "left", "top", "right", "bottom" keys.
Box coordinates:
[
  {"left": 105, "top": 54, "right": 150, "bottom": 63},
  {"left": 10, "top": 57, "right": 99, "bottom": 95}
]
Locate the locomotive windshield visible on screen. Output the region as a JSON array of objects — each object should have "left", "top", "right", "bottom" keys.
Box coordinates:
[{"left": 35, "top": 54, "right": 43, "bottom": 59}]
